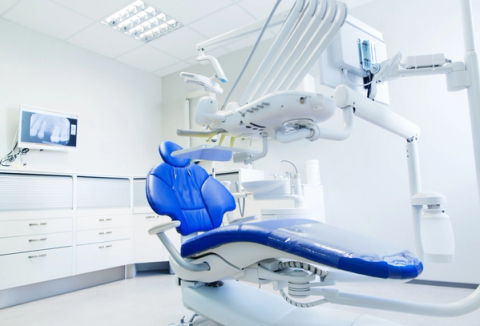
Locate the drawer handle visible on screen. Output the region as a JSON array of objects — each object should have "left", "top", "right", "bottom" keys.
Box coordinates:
[
  {"left": 29, "top": 238, "right": 47, "bottom": 242},
  {"left": 99, "top": 218, "right": 113, "bottom": 222},
  {"left": 99, "top": 231, "right": 113, "bottom": 235},
  {"left": 145, "top": 215, "right": 159, "bottom": 219},
  {"left": 28, "top": 254, "right": 47, "bottom": 259},
  {"left": 29, "top": 222, "right": 48, "bottom": 226},
  {"left": 99, "top": 245, "right": 113, "bottom": 249},
  {"left": 106, "top": 218, "right": 112, "bottom": 221}
]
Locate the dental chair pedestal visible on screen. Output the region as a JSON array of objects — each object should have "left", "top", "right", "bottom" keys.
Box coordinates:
[{"left": 181, "top": 280, "right": 404, "bottom": 326}]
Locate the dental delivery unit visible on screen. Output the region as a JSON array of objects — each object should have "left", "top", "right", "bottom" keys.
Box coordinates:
[{"left": 145, "top": 0, "right": 480, "bottom": 325}]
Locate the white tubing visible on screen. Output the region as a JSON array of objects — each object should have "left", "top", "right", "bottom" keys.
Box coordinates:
[
  {"left": 250, "top": 0, "right": 321, "bottom": 102},
  {"left": 276, "top": 128, "right": 312, "bottom": 143},
  {"left": 333, "top": 84, "right": 420, "bottom": 139},
  {"left": 287, "top": 2, "right": 347, "bottom": 91},
  {"left": 273, "top": 0, "right": 337, "bottom": 93},
  {"left": 239, "top": 0, "right": 306, "bottom": 106},
  {"left": 263, "top": 0, "right": 328, "bottom": 97}
]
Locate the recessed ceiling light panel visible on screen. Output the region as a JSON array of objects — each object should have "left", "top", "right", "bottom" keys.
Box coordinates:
[{"left": 102, "top": 1, "right": 182, "bottom": 42}]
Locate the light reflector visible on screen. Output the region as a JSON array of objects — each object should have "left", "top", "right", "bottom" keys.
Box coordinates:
[{"left": 102, "top": 1, "right": 182, "bottom": 42}]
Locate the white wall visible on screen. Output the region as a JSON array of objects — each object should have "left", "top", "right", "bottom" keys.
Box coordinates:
[
  {"left": 161, "top": 0, "right": 480, "bottom": 283},
  {"left": 0, "top": 19, "right": 163, "bottom": 176}
]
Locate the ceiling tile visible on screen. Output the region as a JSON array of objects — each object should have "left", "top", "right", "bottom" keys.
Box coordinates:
[
  {"left": 67, "top": 23, "right": 142, "bottom": 58},
  {"left": 147, "top": 0, "right": 235, "bottom": 24},
  {"left": 148, "top": 27, "right": 207, "bottom": 60},
  {"left": 154, "top": 61, "right": 191, "bottom": 77},
  {"left": 236, "top": 0, "right": 295, "bottom": 20},
  {"left": 52, "top": 0, "right": 132, "bottom": 21},
  {"left": 3, "top": 0, "right": 94, "bottom": 40},
  {"left": 0, "top": 0, "right": 18, "bottom": 15},
  {"left": 116, "top": 45, "right": 180, "bottom": 72},
  {"left": 185, "top": 47, "right": 230, "bottom": 65},
  {"left": 189, "top": 4, "right": 256, "bottom": 39}
]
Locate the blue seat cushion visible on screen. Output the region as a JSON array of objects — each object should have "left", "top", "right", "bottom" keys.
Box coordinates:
[{"left": 181, "top": 219, "right": 423, "bottom": 280}]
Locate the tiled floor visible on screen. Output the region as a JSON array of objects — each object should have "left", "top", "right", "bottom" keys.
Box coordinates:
[{"left": 1, "top": 272, "right": 479, "bottom": 326}]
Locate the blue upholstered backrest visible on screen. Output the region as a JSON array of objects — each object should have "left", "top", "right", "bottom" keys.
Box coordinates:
[{"left": 146, "top": 141, "right": 236, "bottom": 236}]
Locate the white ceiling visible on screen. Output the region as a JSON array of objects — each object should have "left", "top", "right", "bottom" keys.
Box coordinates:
[{"left": 0, "top": 0, "right": 378, "bottom": 78}]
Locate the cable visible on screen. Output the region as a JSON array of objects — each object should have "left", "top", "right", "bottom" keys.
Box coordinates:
[
  {"left": 342, "top": 68, "right": 375, "bottom": 87},
  {"left": 1, "top": 130, "right": 29, "bottom": 167},
  {"left": 279, "top": 288, "right": 328, "bottom": 308},
  {"left": 221, "top": 0, "right": 281, "bottom": 110},
  {"left": 277, "top": 261, "right": 329, "bottom": 308}
]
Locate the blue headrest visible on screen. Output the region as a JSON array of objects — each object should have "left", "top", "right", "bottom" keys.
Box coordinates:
[{"left": 159, "top": 141, "right": 190, "bottom": 167}]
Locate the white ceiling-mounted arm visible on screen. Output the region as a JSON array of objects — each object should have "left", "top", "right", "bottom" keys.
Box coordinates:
[
  {"left": 249, "top": 0, "right": 321, "bottom": 102},
  {"left": 282, "top": 1, "right": 348, "bottom": 91},
  {"left": 238, "top": 0, "right": 307, "bottom": 106},
  {"left": 334, "top": 84, "right": 420, "bottom": 140},
  {"left": 253, "top": 0, "right": 327, "bottom": 102}
]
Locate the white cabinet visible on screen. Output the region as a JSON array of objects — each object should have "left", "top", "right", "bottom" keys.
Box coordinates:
[
  {"left": 0, "top": 173, "right": 75, "bottom": 291},
  {"left": 0, "top": 172, "right": 179, "bottom": 292},
  {"left": 0, "top": 247, "right": 73, "bottom": 291},
  {"left": 75, "top": 177, "right": 132, "bottom": 275},
  {"left": 76, "top": 240, "right": 131, "bottom": 275}
]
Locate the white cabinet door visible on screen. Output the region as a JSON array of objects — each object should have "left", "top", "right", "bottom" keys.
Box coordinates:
[
  {"left": 0, "top": 247, "right": 73, "bottom": 291},
  {"left": 0, "top": 218, "right": 73, "bottom": 238},
  {"left": 132, "top": 214, "right": 164, "bottom": 264},
  {"left": 0, "top": 232, "right": 72, "bottom": 256},
  {"left": 76, "top": 239, "right": 130, "bottom": 275}
]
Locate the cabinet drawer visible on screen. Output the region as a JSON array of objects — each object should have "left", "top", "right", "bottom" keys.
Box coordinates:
[
  {"left": 77, "top": 227, "right": 131, "bottom": 245},
  {"left": 0, "top": 247, "right": 73, "bottom": 291},
  {"left": 0, "top": 232, "right": 72, "bottom": 256},
  {"left": 76, "top": 239, "right": 130, "bottom": 275},
  {"left": 77, "top": 215, "right": 130, "bottom": 231},
  {"left": 0, "top": 218, "right": 72, "bottom": 238}
]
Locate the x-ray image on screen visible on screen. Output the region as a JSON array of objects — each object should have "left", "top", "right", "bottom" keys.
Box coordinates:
[{"left": 19, "top": 107, "right": 78, "bottom": 149}]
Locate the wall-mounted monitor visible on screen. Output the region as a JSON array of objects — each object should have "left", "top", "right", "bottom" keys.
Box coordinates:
[{"left": 18, "top": 105, "right": 78, "bottom": 151}]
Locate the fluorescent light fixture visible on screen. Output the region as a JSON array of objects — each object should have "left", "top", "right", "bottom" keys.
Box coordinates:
[{"left": 102, "top": 1, "right": 182, "bottom": 42}]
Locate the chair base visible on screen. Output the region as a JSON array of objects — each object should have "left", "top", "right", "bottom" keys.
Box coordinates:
[{"left": 181, "top": 280, "right": 406, "bottom": 326}]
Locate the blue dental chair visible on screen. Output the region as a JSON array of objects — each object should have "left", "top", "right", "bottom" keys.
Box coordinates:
[{"left": 146, "top": 141, "right": 423, "bottom": 326}]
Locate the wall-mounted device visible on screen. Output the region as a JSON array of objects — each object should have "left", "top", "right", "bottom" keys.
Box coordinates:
[
  {"left": 18, "top": 105, "right": 78, "bottom": 151},
  {"left": 319, "top": 16, "right": 390, "bottom": 104}
]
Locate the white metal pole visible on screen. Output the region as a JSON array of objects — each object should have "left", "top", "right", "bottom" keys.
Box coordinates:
[
  {"left": 184, "top": 98, "right": 191, "bottom": 148},
  {"left": 406, "top": 139, "right": 424, "bottom": 259},
  {"left": 461, "top": 0, "right": 480, "bottom": 205}
]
